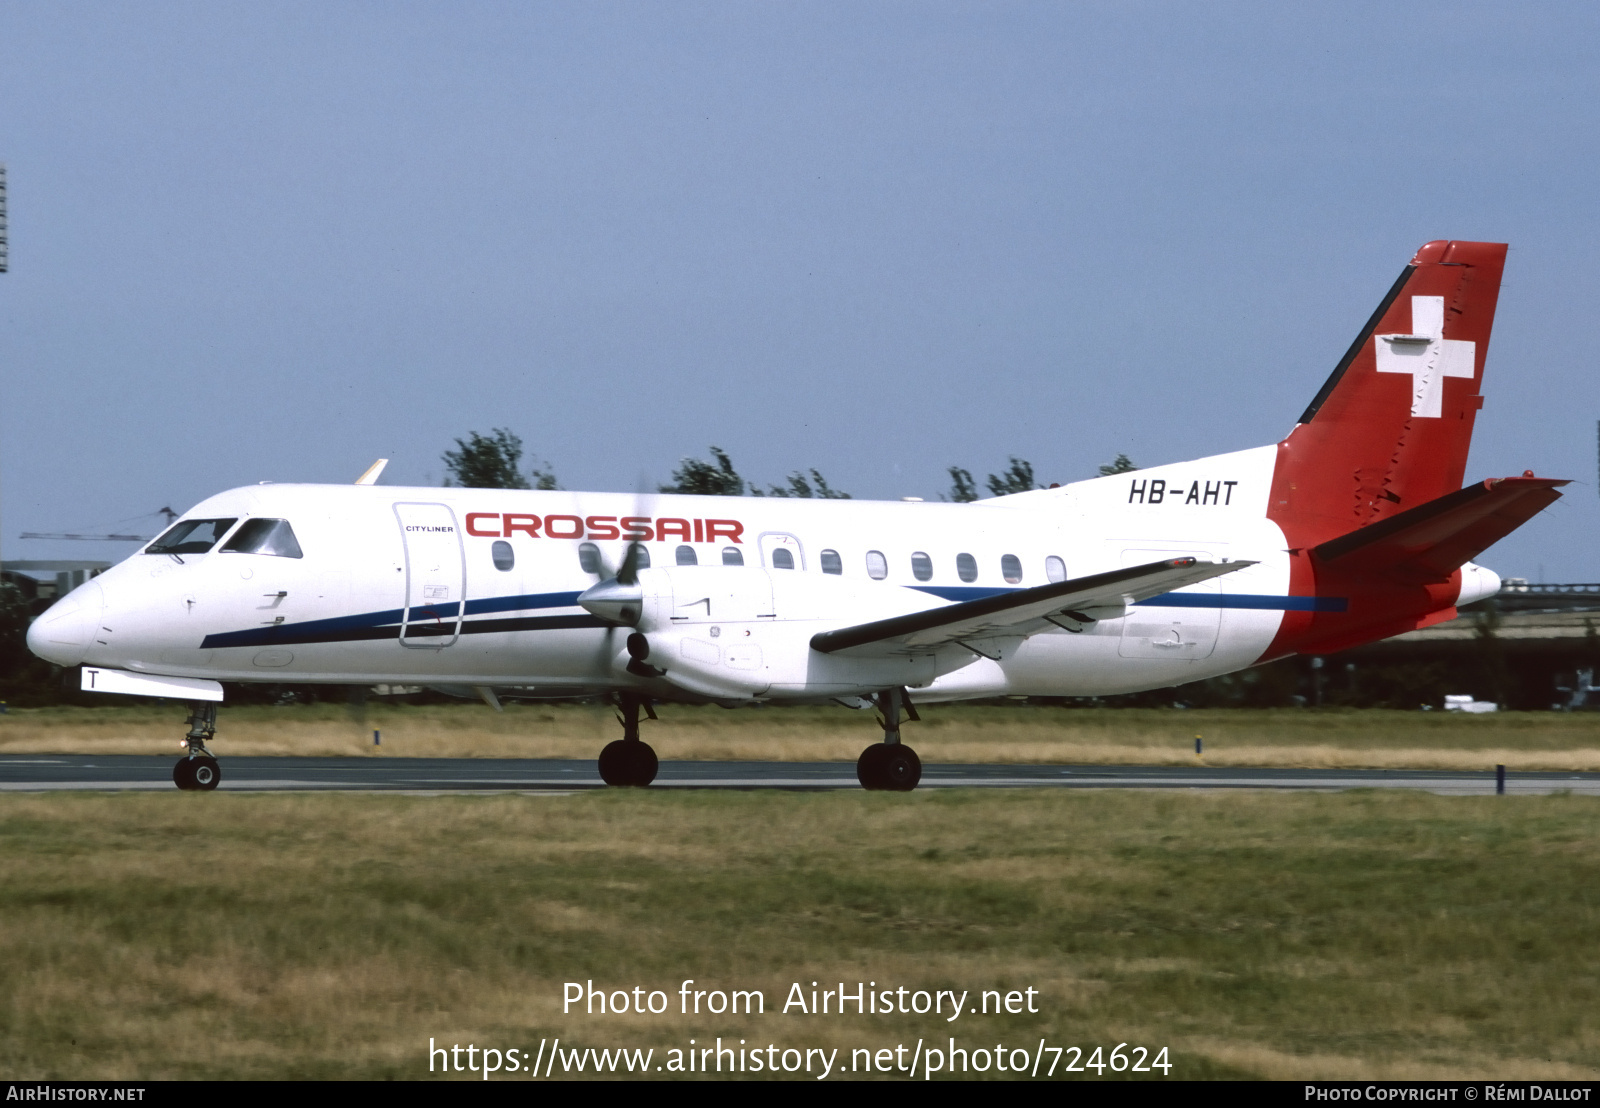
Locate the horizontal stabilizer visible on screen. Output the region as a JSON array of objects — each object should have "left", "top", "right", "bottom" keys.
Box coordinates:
[
  {"left": 1312, "top": 475, "right": 1567, "bottom": 579},
  {"left": 811, "top": 558, "right": 1254, "bottom": 656}
]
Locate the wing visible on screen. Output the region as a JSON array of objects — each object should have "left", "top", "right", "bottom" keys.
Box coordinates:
[{"left": 810, "top": 557, "right": 1256, "bottom": 657}]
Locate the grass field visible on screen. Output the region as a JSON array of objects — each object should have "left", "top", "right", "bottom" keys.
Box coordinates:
[
  {"left": 1, "top": 788, "right": 1596, "bottom": 1080},
  {"left": 3, "top": 701, "right": 1599, "bottom": 770}
]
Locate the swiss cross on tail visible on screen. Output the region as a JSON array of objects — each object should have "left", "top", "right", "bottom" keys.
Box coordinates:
[
  {"left": 1374, "top": 296, "right": 1476, "bottom": 418},
  {"left": 1270, "top": 240, "right": 1509, "bottom": 548}
]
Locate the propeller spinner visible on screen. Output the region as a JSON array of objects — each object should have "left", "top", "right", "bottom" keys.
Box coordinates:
[{"left": 577, "top": 541, "right": 648, "bottom": 625}]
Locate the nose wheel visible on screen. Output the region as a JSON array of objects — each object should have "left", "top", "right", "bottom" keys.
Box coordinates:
[
  {"left": 174, "top": 756, "right": 221, "bottom": 791},
  {"left": 173, "top": 702, "right": 222, "bottom": 791}
]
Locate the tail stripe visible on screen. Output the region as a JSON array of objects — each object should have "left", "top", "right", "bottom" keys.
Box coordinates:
[{"left": 1297, "top": 264, "right": 1415, "bottom": 424}]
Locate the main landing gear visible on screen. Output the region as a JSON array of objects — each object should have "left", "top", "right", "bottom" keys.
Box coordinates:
[
  {"left": 173, "top": 702, "right": 222, "bottom": 791},
  {"left": 857, "top": 687, "right": 922, "bottom": 791},
  {"left": 597, "top": 693, "right": 659, "bottom": 787}
]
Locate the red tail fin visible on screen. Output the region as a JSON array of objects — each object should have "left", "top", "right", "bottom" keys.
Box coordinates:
[{"left": 1269, "top": 240, "right": 1508, "bottom": 550}]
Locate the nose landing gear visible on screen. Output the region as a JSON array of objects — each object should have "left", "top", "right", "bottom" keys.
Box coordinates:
[
  {"left": 597, "top": 693, "right": 659, "bottom": 787},
  {"left": 173, "top": 702, "right": 222, "bottom": 791},
  {"left": 857, "top": 687, "right": 922, "bottom": 791}
]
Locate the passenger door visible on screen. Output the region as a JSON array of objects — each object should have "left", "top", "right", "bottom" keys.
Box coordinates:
[{"left": 394, "top": 503, "right": 465, "bottom": 648}]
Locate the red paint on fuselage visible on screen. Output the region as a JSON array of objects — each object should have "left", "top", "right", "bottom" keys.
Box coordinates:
[
  {"left": 1261, "top": 241, "right": 1508, "bottom": 661},
  {"left": 458, "top": 512, "right": 746, "bottom": 545}
]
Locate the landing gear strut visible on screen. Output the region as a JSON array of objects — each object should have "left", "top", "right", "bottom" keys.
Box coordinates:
[
  {"left": 857, "top": 687, "right": 922, "bottom": 791},
  {"left": 598, "top": 693, "right": 659, "bottom": 787},
  {"left": 173, "top": 702, "right": 222, "bottom": 792}
]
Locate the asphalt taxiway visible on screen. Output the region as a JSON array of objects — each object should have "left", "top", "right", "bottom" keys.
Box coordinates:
[{"left": 1, "top": 755, "right": 1596, "bottom": 795}]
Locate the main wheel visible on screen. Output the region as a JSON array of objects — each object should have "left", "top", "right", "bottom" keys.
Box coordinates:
[
  {"left": 173, "top": 758, "right": 197, "bottom": 790},
  {"left": 857, "top": 743, "right": 921, "bottom": 791},
  {"left": 598, "top": 740, "right": 659, "bottom": 787},
  {"left": 190, "top": 756, "right": 222, "bottom": 791}
]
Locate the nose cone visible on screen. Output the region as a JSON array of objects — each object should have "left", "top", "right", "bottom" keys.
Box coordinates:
[
  {"left": 26, "top": 579, "right": 106, "bottom": 667},
  {"left": 578, "top": 578, "right": 644, "bottom": 626}
]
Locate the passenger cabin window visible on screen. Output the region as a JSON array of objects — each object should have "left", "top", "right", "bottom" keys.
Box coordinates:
[
  {"left": 771, "top": 548, "right": 795, "bottom": 570},
  {"left": 676, "top": 545, "right": 698, "bottom": 566},
  {"left": 866, "top": 550, "right": 888, "bottom": 580},
  {"left": 578, "top": 542, "right": 601, "bottom": 574},
  {"left": 1046, "top": 555, "right": 1067, "bottom": 583},
  {"left": 491, "top": 541, "right": 515, "bottom": 571},
  {"left": 955, "top": 553, "right": 978, "bottom": 583},
  {"left": 722, "top": 546, "right": 744, "bottom": 566},
  {"left": 911, "top": 552, "right": 933, "bottom": 581},
  {"left": 219, "top": 518, "right": 302, "bottom": 558},
  {"left": 820, "top": 549, "right": 842, "bottom": 575},
  {"left": 1001, "top": 554, "right": 1023, "bottom": 584},
  {"left": 627, "top": 543, "right": 651, "bottom": 570},
  {"left": 147, "top": 518, "right": 239, "bottom": 555}
]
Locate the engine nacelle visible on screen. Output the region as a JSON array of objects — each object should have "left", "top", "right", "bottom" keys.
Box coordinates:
[{"left": 581, "top": 565, "right": 979, "bottom": 699}]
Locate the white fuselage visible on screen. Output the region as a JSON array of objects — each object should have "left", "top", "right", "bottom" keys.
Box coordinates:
[{"left": 30, "top": 445, "right": 1333, "bottom": 703}]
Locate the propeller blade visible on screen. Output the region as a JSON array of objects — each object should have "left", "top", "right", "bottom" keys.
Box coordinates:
[{"left": 617, "top": 541, "right": 645, "bottom": 586}]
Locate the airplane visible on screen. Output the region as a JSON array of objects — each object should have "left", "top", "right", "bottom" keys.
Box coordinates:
[{"left": 26, "top": 239, "right": 1567, "bottom": 791}]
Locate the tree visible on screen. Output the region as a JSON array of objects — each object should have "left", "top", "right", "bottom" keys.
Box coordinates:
[
  {"left": 755, "top": 470, "right": 851, "bottom": 499},
  {"left": 659, "top": 448, "right": 850, "bottom": 498},
  {"left": 1097, "top": 453, "right": 1138, "bottom": 476},
  {"left": 945, "top": 467, "right": 979, "bottom": 503},
  {"left": 442, "top": 429, "right": 556, "bottom": 490},
  {"left": 986, "top": 457, "right": 1039, "bottom": 497},
  {"left": 660, "top": 447, "right": 745, "bottom": 495},
  {"left": 0, "top": 580, "right": 37, "bottom": 680},
  {"left": 0, "top": 579, "right": 60, "bottom": 706}
]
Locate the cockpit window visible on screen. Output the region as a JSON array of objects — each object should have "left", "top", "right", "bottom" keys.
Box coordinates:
[
  {"left": 146, "top": 518, "right": 239, "bottom": 555},
  {"left": 219, "top": 518, "right": 304, "bottom": 558}
]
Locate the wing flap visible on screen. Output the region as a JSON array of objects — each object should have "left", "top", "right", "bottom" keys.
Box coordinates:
[{"left": 810, "top": 558, "right": 1254, "bottom": 656}]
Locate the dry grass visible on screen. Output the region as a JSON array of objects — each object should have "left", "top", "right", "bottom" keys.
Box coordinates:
[
  {"left": 3, "top": 702, "right": 1599, "bottom": 770},
  {"left": 1, "top": 789, "right": 1598, "bottom": 1079}
]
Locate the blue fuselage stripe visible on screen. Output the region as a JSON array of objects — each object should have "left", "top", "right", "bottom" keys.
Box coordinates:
[
  {"left": 201, "top": 586, "right": 1347, "bottom": 650},
  {"left": 200, "top": 590, "right": 588, "bottom": 649},
  {"left": 1142, "top": 593, "right": 1348, "bottom": 612},
  {"left": 912, "top": 585, "right": 1345, "bottom": 612}
]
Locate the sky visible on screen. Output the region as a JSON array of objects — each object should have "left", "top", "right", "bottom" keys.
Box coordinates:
[{"left": 2, "top": 1, "right": 1596, "bottom": 579}]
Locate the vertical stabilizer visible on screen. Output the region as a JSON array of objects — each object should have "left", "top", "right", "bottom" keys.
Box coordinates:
[{"left": 1269, "top": 240, "right": 1507, "bottom": 551}]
